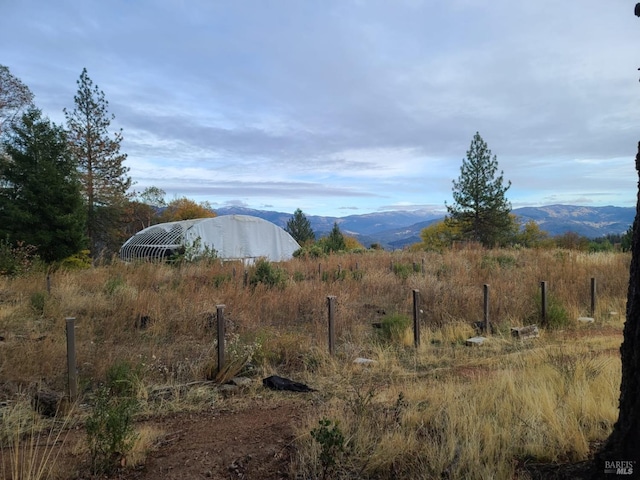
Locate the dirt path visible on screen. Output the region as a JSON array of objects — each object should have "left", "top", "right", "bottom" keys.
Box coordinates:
[{"left": 119, "top": 400, "right": 306, "bottom": 480}]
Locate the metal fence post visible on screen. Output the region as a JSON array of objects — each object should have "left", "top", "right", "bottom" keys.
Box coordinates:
[
  {"left": 66, "top": 317, "right": 77, "bottom": 401},
  {"left": 327, "top": 296, "right": 336, "bottom": 355},
  {"left": 413, "top": 289, "right": 420, "bottom": 347},
  {"left": 483, "top": 284, "right": 490, "bottom": 334},
  {"left": 216, "top": 305, "right": 226, "bottom": 374}
]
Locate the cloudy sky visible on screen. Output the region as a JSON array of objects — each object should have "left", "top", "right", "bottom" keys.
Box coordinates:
[{"left": 2, "top": 0, "right": 639, "bottom": 216}]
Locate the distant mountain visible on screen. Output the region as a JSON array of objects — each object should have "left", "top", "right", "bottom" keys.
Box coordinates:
[
  {"left": 214, "top": 205, "right": 635, "bottom": 249},
  {"left": 513, "top": 205, "right": 634, "bottom": 238}
]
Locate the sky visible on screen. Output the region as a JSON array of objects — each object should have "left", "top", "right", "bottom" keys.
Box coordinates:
[{"left": 1, "top": 0, "right": 640, "bottom": 217}]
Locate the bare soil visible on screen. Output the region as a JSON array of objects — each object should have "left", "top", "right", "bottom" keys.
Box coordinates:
[
  {"left": 116, "top": 399, "right": 306, "bottom": 480},
  {"left": 1, "top": 397, "right": 309, "bottom": 480}
]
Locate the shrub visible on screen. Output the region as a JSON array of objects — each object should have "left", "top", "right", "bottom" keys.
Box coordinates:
[
  {"left": 310, "top": 418, "right": 345, "bottom": 479},
  {"left": 379, "top": 314, "right": 411, "bottom": 342},
  {"left": 59, "top": 250, "right": 92, "bottom": 269},
  {"left": 86, "top": 362, "right": 139, "bottom": 474},
  {"left": 30, "top": 291, "right": 47, "bottom": 316},
  {"left": 0, "top": 239, "right": 40, "bottom": 276},
  {"left": 392, "top": 263, "right": 412, "bottom": 280},
  {"left": 249, "top": 258, "right": 287, "bottom": 289}
]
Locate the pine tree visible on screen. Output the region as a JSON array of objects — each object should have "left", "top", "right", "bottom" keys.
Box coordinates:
[
  {"left": 285, "top": 208, "right": 315, "bottom": 245},
  {"left": 324, "top": 222, "right": 346, "bottom": 253},
  {"left": 64, "top": 68, "right": 131, "bottom": 257},
  {"left": 446, "top": 132, "right": 512, "bottom": 247},
  {"left": 0, "top": 108, "right": 86, "bottom": 262}
]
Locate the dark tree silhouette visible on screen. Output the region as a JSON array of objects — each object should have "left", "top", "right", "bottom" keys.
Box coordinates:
[{"left": 592, "top": 142, "right": 640, "bottom": 475}]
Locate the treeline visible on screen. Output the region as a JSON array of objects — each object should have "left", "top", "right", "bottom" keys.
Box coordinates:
[
  {"left": 1, "top": 66, "right": 132, "bottom": 269},
  {"left": 0, "top": 66, "right": 218, "bottom": 272}
]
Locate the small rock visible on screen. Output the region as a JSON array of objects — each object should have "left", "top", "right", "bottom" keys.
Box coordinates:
[
  {"left": 465, "top": 336, "right": 486, "bottom": 346},
  {"left": 353, "top": 357, "right": 377, "bottom": 365},
  {"left": 229, "top": 377, "right": 252, "bottom": 387},
  {"left": 577, "top": 317, "right": 595, "bottom": 323}
]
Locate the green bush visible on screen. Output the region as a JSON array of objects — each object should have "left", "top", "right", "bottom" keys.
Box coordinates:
[
  {"left": 530, "top": 293, "right": 571, "bottom": 330},
  {"left": 379, "top": 314, "right": 411, "bottom": 342},
  {"left": 30, "top": 291, "right": 47, "bottom": 316},
  {"left": 86, "top": 362, "right": 139, "bottom": 475},
  {"left": 392, "top": 263, "right": 412, "bottom": 280},
  {"left": 104, "top": 275, "right": 126, "bottom": 295},
  {"left": 249, "top": 258, "right": 287, "bottom": 289},
  {"left": 293, "top": 244, "right": 325, "bottom": 259},
  {"left": 310, "top": 418, "right": 345, "bottom": 479},
  {"left": 59, "top": 250, "right": 92, "bottom": 269}
]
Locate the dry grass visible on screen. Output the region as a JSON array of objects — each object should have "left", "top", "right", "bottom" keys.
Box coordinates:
[
  {"left": 0, "top": 397, "right": 76, "bottom": 480},
  {"left": 0, "top": 247, "right": 629, "bottom": 478}
]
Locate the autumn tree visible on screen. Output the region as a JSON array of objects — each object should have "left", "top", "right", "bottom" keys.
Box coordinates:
[
  {"left": 446, "top": 132, "right": 512, "bottom": 247},
  {"left": 64, "top": 68, "right": 131, "bottom": 257},
  {"left": 553, "top": 231, "right": 589, "bottom": 251},
  {"left": 415, "top": 220, "right": 461, "bottom": 252},
  {"left": 0, "top": 109, "right": 85, "bottom": 262},
  {"left": 157, "top": 197, "right": 216, "bottom": 222},
  {"left": 0, "top": 65, "right": 34, "bottom": 136},
  {"left": 285, "top": 208, "right": 315, "bottom": 245},
  {"left": 516, "top": 219, "right": 550, "bottom": 248}
]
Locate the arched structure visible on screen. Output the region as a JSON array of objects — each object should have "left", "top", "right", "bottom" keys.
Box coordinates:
[{"left": 120, "top": 215, "right": 300, "bottom": 263}]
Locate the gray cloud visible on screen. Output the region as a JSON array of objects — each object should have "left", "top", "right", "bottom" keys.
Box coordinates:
[{"left": 1, "top": 0, "right": 638, "bottom": 216}]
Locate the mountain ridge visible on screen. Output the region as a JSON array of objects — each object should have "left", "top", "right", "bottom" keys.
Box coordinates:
[{"left": 214, "top": 205, "right": 635, "bottom": 249}]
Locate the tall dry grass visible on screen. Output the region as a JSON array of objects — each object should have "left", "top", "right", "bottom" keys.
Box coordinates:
[{"left": 0, "top": 247, "right": 629, "bottom": 477}]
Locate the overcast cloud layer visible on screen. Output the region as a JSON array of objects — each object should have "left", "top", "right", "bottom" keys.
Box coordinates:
[{"left": 2, "top": 0, "right": 639, "bottom": 216}]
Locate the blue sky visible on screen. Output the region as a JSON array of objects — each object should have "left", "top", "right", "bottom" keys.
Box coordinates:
[{"left": 2, "top": 0, "right": 639, "bottom": 217}]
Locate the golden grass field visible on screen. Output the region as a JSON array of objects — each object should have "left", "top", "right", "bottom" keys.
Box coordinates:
[{"left": 0, "top": 247, "right": 629, "bottom": 479}]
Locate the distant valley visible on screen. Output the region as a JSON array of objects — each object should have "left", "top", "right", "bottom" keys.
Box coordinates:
[{"left": 214, "top": 205, "right": 635, "bottom": 249}]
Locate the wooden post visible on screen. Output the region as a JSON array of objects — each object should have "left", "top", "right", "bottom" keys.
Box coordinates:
[
  {"left": 421, "top": 258, "right": 425, "bottom": 275},
  {"left": 327, "top": 296, "right": 336, "bottom": 355},
  {"left": 318, "top": 263, "right": 322, "bottom": 278},
  {"left": 483, "top": 284, "right": 490, "bottom": 335},
  {"left": 216, "top": 305, "right": 226, "bottom": 374},
  {"left": 46, "top": 275, "right": 51, "bottom": 294},
  {"left": 243, "top": 270, "right": 248, "bottom": 287},
  {"left": 413, "top": 289, "right": 420, "bottom": 348},
  {"left": 591, "top": 277, "right": 597, "bottom": 317},
  {"left": 541, "top": 281, "right": 547, "bottom": 325},
  {"left": 65, "top": 317, "right": 77, "bottom": 401}
]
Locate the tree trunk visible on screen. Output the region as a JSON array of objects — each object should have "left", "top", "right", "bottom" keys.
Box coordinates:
[{"left": 593, "top": 141, "right": 640, "bottom": 475}]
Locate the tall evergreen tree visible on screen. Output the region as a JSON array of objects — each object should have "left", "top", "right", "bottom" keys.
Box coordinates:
[
  {"left": 285, "top": 208, "right": 315, "bottom": 245},
  {"left": 446, "top": 132, "right": 512, "bottom": 247},
  {"left": 64, "top": 68, "right": 131, "bottom": 257},
  {"left": 0, "top": 108, "right": 86, "bottom": 262},
  {"left": 324, "top": 222, "right": 346, "bottom": 253}
]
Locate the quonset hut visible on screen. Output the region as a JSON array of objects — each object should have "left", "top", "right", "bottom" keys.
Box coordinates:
[{"left": 119, "top": 215, "right": 301, "bottom": 263}]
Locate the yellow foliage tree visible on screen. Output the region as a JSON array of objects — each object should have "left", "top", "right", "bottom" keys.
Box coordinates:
[
  {"left": 344, "top": 236, "right": 365, "bottom": 251},
  {"left": 158, "top": 197, "right": 216, "bottom": 222},
  {"left": 517, "top": 220, "right": 551, "bottom": 248},
  {"left": 415, "top": 220, "right": 461, "bottom": 252}
]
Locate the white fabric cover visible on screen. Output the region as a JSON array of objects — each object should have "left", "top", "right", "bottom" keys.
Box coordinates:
[{"left": 120, "top": 215, "right": 300, "bottom": 262}]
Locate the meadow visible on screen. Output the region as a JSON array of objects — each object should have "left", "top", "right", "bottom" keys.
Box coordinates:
[{"left": 0, "top": 247, "right": 629, "bottom": 479}]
